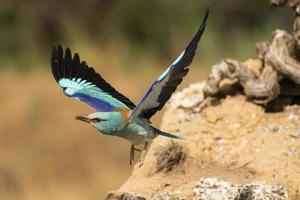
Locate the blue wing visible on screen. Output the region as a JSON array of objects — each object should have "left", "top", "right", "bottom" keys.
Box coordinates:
[
  {"left": 131, "top": 4, "right": 210, "bottom": 119},
  {"left": 51, "top": 45, "right": 136, "bottom": 111}
]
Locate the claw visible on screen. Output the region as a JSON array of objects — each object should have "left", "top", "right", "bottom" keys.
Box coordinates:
[
  {"left": 138, "top": 161, "right": 144, "bottom": 168},
  {"left": 137, "top": 142, "right": 149, "bottom": 168},
  {"left": 129, "top": 143, "right": 149, "bottom": 166},
  {"left": 129, "top": 145, "right": 142, "bottom": 165}
]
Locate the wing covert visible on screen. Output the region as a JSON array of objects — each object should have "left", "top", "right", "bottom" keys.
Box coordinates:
[
  {"left": 131, "top": 3, "right": 210, "bottom": 119},
  {"left": 51, "top": 45, "right": 136, "bottom": 111}
]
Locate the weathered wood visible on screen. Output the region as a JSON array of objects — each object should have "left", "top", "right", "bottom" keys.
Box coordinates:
[
  {"left": 203, "top": 2, "right": 300, "bottom": 105},
  {"left": 203, "top": 59, "right": 280, "bottom": 104},
  {"left": 265, "top": 30, "right": 300, "bottom": 84},
  {"left": 288, "top": 0, "right": 300, "bottom": 15},
  {"left": 270, "top": 0, "right": 287, "bottom": 6}
]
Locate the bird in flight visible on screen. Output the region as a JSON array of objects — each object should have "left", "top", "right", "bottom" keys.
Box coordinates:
[{"left": 51, "top": 5, "right": 210, "bottom": 165}]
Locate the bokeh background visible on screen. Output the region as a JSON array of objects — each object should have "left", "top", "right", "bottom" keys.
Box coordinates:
[{"left": 0, "top": 1, "right": 292, "bottom": 199}]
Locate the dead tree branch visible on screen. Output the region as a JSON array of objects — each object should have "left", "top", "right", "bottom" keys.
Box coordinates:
[{"left": 203, "top": 1, "right": 300, "bottom": 105}]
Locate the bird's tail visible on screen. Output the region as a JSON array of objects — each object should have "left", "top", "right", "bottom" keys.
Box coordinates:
[{"left": 158, "top": 130, "right": 185, "bottom": 140}]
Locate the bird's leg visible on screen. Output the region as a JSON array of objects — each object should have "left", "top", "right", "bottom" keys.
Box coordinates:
[
  {"left": 138, "top": 142, "right": 149, "bottom": 168},
  {"left": 129, "top": 144, "right": 141, "bottom": 166},
  {"left": 143, "top": 142, "right": 148, "bottom": 151}
]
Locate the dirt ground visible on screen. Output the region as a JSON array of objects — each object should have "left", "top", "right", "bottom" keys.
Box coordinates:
[{"left": 109, "top": 90, "right": 300, "bottom": 199}]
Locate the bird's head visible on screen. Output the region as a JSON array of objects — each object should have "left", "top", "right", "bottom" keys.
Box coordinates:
[
  {"left": 75, "top": 113, "right": 103, "bottom": 125},
  {"left": 75, "top": 112, "right": 123, "bottom": 134}
]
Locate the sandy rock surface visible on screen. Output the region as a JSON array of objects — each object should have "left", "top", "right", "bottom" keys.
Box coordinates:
[{"left": 106, "top": 83, "right": 300, "bottom": 200}]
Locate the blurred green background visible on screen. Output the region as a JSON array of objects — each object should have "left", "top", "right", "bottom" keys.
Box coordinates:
[
  {"left": 0, "top": 0, "right": 292, "bottom": 200},
  {"left": 0, "top": 0, "right": 292, "bottom": 71}
]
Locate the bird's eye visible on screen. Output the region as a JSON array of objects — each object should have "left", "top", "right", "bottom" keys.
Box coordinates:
[{"left": 91, "top": 118, "right": 101, "bottom": 123}]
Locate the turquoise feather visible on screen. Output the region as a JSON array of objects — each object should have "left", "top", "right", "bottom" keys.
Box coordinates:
[
  {"left": 51, "top": 3, "right": 210, "bottom": 165},
  {"left": 86, "top": 112, "right": 179, "bottom": 145}
]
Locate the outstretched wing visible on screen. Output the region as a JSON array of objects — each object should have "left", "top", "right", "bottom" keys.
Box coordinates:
[
  {"left": 51, "top": 45, "right": 136, "bottom": 111},
  {"left": 131, "top": 4, "right": 210, "bottom": 119}
]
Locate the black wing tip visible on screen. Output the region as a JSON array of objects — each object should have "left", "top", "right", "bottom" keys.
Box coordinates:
[
  {"left": 51, "top": 44, "right": 85, "bottom": 80},
  {"left": 176, "top": 2, "right": 210, "bottom": 67},
  {"left": 73, "top": 52, "right": 80, "bottom": 63},
  {"left": 194, "top": 2, "right": 211, "bottom": 42},
  {"left": 200, "top": 1, "right": 212, "bottom": 31},
  {"left": 51, "top": 44, "right": 64, "bottom": 82},
  {"left": 183, "top": 1, "right": 211, "bottom": 57},
  {"left": 51, "top": 44, "right": 65, "bottom": 65},
  {"left": 51, "top": 44, "right": 73, "bottom": 59},
  {"left": 206, "top": 1, "right": 213, "bottom": 13},
  {"left": 52, "top": 44, "right": 64, "bottom": 57},
  {"left": 52, "top": 44, "right": 59, "bottom": 49},
  {"left": 50, "top": 44, "right": 136, "bottom": 109}
]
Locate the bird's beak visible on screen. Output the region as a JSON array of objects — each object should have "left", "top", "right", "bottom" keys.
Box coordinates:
[{"left": 75, "top": 115, "right": 92, "bottom": 124}]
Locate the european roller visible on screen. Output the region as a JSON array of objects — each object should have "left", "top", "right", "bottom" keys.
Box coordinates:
[{"left": 51, "top": 5, "right": 210, "bottom": 165}]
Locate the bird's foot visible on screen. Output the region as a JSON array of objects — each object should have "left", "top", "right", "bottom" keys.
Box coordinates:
[
  {"left": 134, "top": 148, "right": 141, "bottom": 152},
  {"left": 137, "top": 160, "right": 144, "bottom": 168},
  {"left": 129, "top": 142, "right": 149, "bottom": 166},
  {"left": 130, "top": 145, "right": 142, "bottom": 166},
  {"left": 137, "top": 150, "right": 147, "bottom": 168},
  {"left": 137, "top": 142, "right": 149, "bottom": 168}
]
